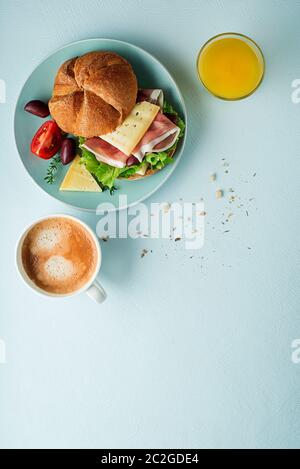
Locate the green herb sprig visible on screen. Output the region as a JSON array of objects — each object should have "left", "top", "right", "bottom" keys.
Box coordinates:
[{"left": 44, "top": 155, "right": 62, "bottom": 184}]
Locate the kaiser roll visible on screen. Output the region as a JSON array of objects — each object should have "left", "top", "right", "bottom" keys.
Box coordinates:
[{"left": 48, "top": 51, "right": 138, "bottom": 137}]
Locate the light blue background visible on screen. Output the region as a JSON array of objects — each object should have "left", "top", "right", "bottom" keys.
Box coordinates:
[{"left": 0, "top": 0, "right": 299, "bottom": 449}]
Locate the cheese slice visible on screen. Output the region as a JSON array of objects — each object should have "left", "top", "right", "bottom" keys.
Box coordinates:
[
  {"left": 60, "top": 155, "right": 102, "bottom": 192},
  {"left": 100, "top": 101, "right": 160, "bottom": 156}
]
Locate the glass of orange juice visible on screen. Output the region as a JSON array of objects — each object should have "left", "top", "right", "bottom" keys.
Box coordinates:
[{"left": 197, "top": 32, "right": 265, "bottom": 100}]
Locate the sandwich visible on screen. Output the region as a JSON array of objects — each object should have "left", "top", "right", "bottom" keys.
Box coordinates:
[{"left": 49, "top": 51, "right": 185, "bottom": 192}]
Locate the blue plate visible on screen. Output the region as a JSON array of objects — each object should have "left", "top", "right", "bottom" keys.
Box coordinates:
[{"left": 14, "top": 38, "right": 187, "bottom": 211}]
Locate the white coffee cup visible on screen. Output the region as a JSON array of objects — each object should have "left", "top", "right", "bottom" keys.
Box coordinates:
[{"left": 15, "top": 214, "right": 106, "bottom": 303}]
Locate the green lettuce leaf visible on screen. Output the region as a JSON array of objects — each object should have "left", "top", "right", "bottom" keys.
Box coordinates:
[
  {"left": 145, "top": 151, "right": 174, "bottom": 170},
  {"left": 79, "top": 144, "right": 121, "bottom": 190},
  {"left": 119, "top": 162, "right": 146, "bottom": 178},
  {"left": 163, "top": 101, "right": 185, "bottom": 138}
]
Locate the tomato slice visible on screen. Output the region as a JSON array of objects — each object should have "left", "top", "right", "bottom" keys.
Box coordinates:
[{"left": 31, "top": 120, "right": 62, "bottom": 159}]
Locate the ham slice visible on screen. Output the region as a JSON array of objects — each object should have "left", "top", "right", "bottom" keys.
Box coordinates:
[
  {"left": 137, "top": 89, "right": 164, "bottom": 109},
  {"left": 82, "top": 138, "right": 128, "bottom": 168},
  {"left": 132, "top": 112, "right": 180, "bottom": 162},
  {"left": 82, "top": 92, "right": 180, "bottom": 168}
]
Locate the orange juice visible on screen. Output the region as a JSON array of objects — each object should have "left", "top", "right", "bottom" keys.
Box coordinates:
[{"left": 197, "top": 33, "right": 264, "bottom": 100}]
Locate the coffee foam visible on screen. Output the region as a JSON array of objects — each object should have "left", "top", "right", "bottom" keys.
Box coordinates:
[
  {"left": 43, "top": 255, "right": 75, "bottom": 281},
  {"left": 30, "top": 227, "right": 62, "bottom": 254},
  {"left": 29, "top": 224, "right": 70, "bottom": 256}
]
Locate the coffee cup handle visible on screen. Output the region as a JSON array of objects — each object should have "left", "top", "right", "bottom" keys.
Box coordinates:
[{"left": 86, "top": 278, "right": 107, "bottom": 303}]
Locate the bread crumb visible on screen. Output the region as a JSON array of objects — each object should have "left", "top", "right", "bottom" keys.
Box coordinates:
[
  {"left": 163, "top": 203, "right": 171, "bottom": 213},
  {"left": 141, "top": 249, "right": 148, "bottom": 258},
  {"left": 210, "top": 173, "right": 216, "bottom": 182},
  {"left": 216, "top": 189, "right": 223, "bottom": 199}
]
